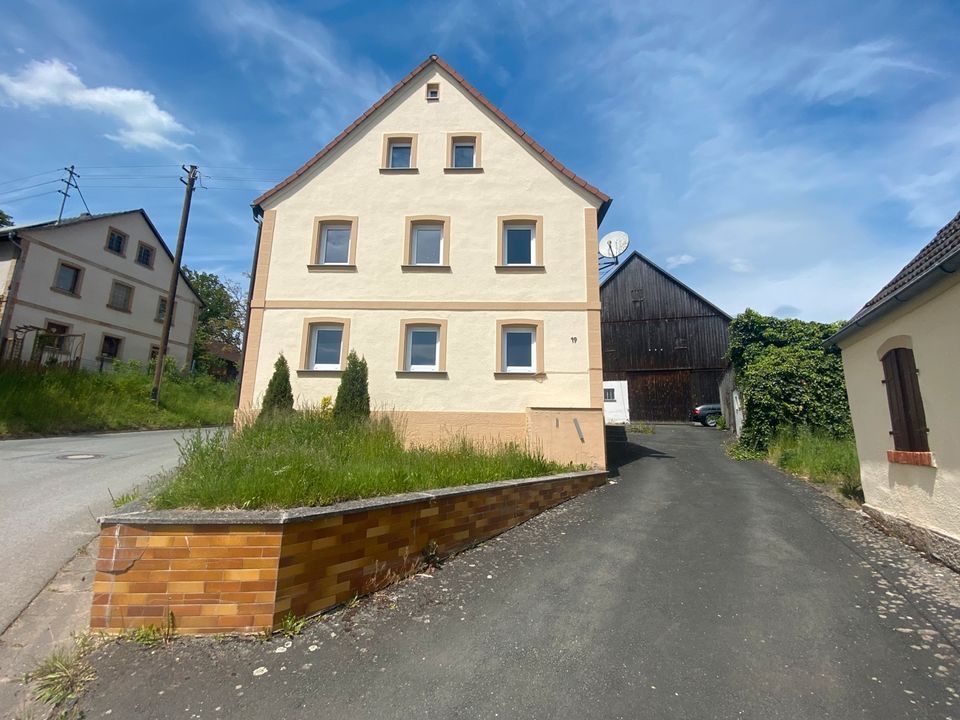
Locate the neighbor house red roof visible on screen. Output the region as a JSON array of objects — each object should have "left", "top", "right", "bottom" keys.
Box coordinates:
[{"left": 252, "top": 55, "right": 611, "bottom": 213}]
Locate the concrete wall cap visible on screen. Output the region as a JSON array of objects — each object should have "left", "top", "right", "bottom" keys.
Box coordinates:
[{"left": 98, "top": 469, "right": 604, "bottom": 526}]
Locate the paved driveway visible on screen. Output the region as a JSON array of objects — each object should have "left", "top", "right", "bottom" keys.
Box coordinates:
[
  {"left": 81, "top": 425, "right": 960, "bottom": 719},
  {"left": 0, "top": 428, "right": 212, "bottom": 634}
]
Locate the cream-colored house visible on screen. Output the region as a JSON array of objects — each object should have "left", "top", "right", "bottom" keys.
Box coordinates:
[
  {"left": 239, "top": 55, "right": 611, "bottom": 468},
  {"left": 0, "top": 210, "right": 201, "bottom": 371},
  {"left": 829, "top": 210, "right": 960, "bottom": 570}
]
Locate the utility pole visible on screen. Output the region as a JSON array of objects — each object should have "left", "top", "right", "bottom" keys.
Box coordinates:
[
  {"left": 57, "top": 165, "right": 78, "bottom": 224},
  {"left": 151, "top": 165, "right": 198, "bottom": 404}
]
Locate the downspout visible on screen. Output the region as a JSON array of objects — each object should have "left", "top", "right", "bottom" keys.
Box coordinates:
[{"left": 235, "top": 205, "right": 264, "bottom": 409}]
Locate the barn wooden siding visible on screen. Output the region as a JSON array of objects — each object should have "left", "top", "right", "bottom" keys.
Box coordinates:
[{"left": 601, "top": 252, "right": 731, "bottom": 422}]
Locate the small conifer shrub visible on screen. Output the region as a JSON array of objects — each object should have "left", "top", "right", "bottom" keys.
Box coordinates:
[
  {"left": 261, "top": 354, "right": 294, "bottom": 415},
  {"left": 332, "top": 351, "right": 370, "bottom": 423}
]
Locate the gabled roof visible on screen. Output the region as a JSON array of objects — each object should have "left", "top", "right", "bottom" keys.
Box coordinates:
[
  {"left": 601, "top": 250, "right": 732, "bottom": 321},
  {"left": 828, "top": 209, "right": 960, "bottom": 346},
  {"left": 0, "top": 209, "right": 203, "bottom": 305},
  {"left": 252, "top": 54, "right": 612, "bottom": 221}
]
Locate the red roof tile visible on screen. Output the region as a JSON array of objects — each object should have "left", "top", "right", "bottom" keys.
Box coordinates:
[{"left": 252, "top": 55, "right": 611, "bottom": 209}]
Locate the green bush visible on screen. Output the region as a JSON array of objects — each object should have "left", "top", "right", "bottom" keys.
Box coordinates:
[
  {"left": 261, "top": 354, "right": 294, "bottom": 415},
  {"left": 728, "top": 309, "right": 851, "bottom": 451},
  {"left": 333, "top": 350, "right": 369, "bottom": 423},
  {"left": 151, "top": 411, "right": 569, "bottom": 509}
]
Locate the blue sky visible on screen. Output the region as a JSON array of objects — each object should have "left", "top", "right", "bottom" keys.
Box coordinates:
[{"left": 1, "top": 0, "right": 958, "bottom": 321}]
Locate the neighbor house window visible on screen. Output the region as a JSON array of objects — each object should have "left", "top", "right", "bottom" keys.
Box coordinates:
[
  {"left": 398, "top": 320, "right": 447, "bottom": 373},
  {"left": 107, "top": 281, "right": 134, "bottom": 312},
  {"left": 52, "top": 262, "right": 83, "bottom": 295},
  {"left": 497, "top": 320, "right": 543, "bottom": 374},
  {"left": 150, "top": 345, "right": 160, "bottom": 361},
  {"left": 604, "top": 388, "right": 616, "bottom": 402},
  {"left": 299, "top": 318, "right": 350, "bottom": 372},
  {"left": 404, "top": 216, "right": 450, "bottom": 267},
  {"left": 42, "top": 322, "right": 69, "bottom": 351},
  {"left": 135, "top": 242, "right": 155, "bottom": 268},
  {"left": 497, "top": 216, "right": 543, "bottom": 268},
  {"left": 155, "top": 296, "right": 173, "bottom": 324},
  {"left": 881, "top": 347, "right": 929, "bottom": 453},
  {"left": 310, "top": 216, "right": 358, "bottom": 268},
  {"left": 100, "top": 335, "right": 122, "bottom": 360},
  {"left": 447, "top": 134, "right": 481, "bottom": 170},
  {"left": 105, "top": 228, "right": 127, "bottom": 256},
  {"left": 381, "top": 134, "right": 417, "bottom": 170},
  {"left": 426, "top": 82, "right": 439, "bottom": 100}
]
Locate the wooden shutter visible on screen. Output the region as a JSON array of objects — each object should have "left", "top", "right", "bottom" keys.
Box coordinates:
[{"left": 881, "top": 348, "right": 929, "bottom": 452}]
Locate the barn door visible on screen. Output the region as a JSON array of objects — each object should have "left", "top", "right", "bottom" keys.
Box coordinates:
[{"left": 627, "top": 371, "right": 692, "bottom": 422}]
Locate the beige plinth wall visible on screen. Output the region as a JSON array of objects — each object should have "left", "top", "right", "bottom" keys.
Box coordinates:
[{"left": 838, "top": 273, "right": 960, "bottom": 565}]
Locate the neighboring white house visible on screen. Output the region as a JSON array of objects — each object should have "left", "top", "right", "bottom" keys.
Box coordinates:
[
  {"left": 829, "top": 210, "right": 960, "bottom": 571},
  {"left": 0, "top": 210, "right": 202, "bottom": 371},
  {"left": 238, "top": 54, "right": 611, "bottom": 467}
]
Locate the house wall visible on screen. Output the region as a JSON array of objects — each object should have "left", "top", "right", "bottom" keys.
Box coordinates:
[
  {"left": 5, "top": 214, "right": 200, "bottom": 369},
  {"left": 242, "top": 67, "right": 605, "bottom": 467},
  {"left": 839, "top": 273, "right": 960, "bottom": 544},
  {"left": 0, "top": 240, "right": 16, "bottom": 295}
]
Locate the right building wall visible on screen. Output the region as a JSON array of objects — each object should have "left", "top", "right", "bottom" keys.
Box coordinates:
[{"left": 839, "top": 273, "right": 960, "bottom": 553}]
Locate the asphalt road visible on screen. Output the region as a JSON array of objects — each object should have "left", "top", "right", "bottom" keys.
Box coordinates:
[
  {"left": 80, "top": 425, "right": 960, "bottom": 719},
  {"left": 0, "top": 429, "right": 209, "bottom": 634}
]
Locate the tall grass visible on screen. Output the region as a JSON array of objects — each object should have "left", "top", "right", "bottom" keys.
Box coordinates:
[
  {"left": 0, "top": 363, "right": 235, "bottom": 436},
  {"left": 767, "top": 427, "right": 863, "bottom": 501},
  {"left": 151, "top": 411, "right": 570, "bottom": 510}
]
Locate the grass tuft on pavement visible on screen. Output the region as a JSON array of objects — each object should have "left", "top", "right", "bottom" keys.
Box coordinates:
[
  {"left": 0, "top": 362, "right": 235, "bottom": 436},
  {"left": 151, "top": 410, "right": 569, "bottom": 510},
  {"left": 766, "top": 427, "right": 862, "bottom": 501}
]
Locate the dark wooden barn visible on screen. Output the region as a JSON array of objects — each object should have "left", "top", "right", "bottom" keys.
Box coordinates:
[{"left": 600, "top": 252, "right": 731, "bottom": 422}]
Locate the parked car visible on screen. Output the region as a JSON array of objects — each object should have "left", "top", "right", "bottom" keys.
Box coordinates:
[{"left": 689, "top": 403, "right": 722, "bottom": 427}]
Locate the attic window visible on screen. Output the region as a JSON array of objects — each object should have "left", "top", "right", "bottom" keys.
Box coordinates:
[{"left": 426, "top": 83, "right": 439, "bottom": 101}]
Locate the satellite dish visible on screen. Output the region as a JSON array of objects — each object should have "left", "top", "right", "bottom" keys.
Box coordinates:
[{"left": 599, "top": 230, "right": 629, "bottom": 259}]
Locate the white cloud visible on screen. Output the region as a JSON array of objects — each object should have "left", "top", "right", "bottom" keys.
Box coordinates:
[
  {"left": 200, "top": 0, "right": 388, "bottom": 139},
  {"left": 665, "top": 253, "right": 696, "bottom": 268},
  {"left": 0, "top": 59, "right": 191, "bottom": 151},
  {"left": 795, "top": 40, "right": 936, "bottom": 104}
]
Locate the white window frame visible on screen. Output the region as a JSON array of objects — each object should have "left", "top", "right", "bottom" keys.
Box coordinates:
[
  {"left": 452, "top": 140, "right": 476, "bottom": 168},
  {"left": 604, "top": 388, "right": 616, "bottom": 402},
  {"left": 502, "top": 327, "right": 536, "bottom": 373},
  {"left": 310, "top": 324, "right": 344, "bottom": 370},
  {"left": 412, "top": 224, "right": 444, "bottom": 266},
  {"left": 503, "top": 224, "right": 536, "bottom": 266},
  {"left": 405, "top": 325, "right": 440, "bottom": 372},
  {"left": 388, "top": 140, "right": 412, "bottom": 169},
  {"left": 319, "top": 224, "right": 352, "bottom": 265}
]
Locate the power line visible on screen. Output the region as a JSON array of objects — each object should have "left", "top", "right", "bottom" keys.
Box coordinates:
[
  {"left": 0, "top": 190, "right": 60, "bottom": 204},
  {"left": 0, "top": 179, "right": 62, "bottom": 198},
  {"left": 0, "top": 169, "right": 61, "bottom": 189}
]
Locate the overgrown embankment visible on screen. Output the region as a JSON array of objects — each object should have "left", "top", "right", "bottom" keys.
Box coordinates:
[
  {"left": 152, "top": 410, "right": 570, "bottom": 509},
  {"left": 726, "top": 309, "right": 861, "bottom": 500},
  {"left": 0, "top": 361, "right": 235, "bottom": 436}
]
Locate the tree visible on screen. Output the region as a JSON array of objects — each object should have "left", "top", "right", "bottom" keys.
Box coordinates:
[
  {"left": 261, "top": 354, "right": 294, "bottom": 415},
  {"left": 728, "top": 309, "right": 851, "bottom": 450},
  {"left": 181, "top": 267, "right": 246, "bottom": 376},
  {"left": 0, "top": 209, "right": 13, "bottom": 228},
  {"left": 332, "top": 351, "right": 370, "bottom": 423}
]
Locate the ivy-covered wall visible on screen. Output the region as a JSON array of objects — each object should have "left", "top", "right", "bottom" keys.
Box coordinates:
[{"left": 728, "top": 309, "right": 851, "bottom": 450}]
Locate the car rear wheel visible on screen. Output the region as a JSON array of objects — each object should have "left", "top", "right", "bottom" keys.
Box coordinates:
[{"left": 705, "top": 413, "right": 720, "bottom": 427}]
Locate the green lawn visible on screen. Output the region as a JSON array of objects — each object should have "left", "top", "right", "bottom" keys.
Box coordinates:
[
  {"left": 0, "top": 363, "right": 236, "bottom": 436},
  {"left": 151, "top": 410, "right": 571, "bottom": 510}
]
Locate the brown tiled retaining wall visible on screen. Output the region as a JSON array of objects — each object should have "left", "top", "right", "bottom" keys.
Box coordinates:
[{"left": 92, "top": 470, "right": 606, "bottom": 634}]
